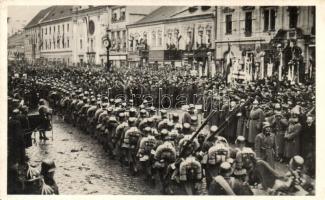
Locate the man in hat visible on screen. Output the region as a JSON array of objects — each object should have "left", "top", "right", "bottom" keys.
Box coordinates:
[
  {"left": 284, "top": 109, "right": 302, "bottom": 162},
  {"left": 255, "top": 122, "right": 277, "bottom": 168},
  {"left": 38, "top": 99, "right": 52, "bottom": 140},
  {"left": 8, "top": 109, "right": 26, "bottom": 168},
  {"left": 182, "top": 104, "right": 196, "bottom": 124},
  {"left": 300, "top": 116, "right": 315, "bottom": 177},
  {"left": 247, "top": 99, "right": 265, "bottom": 147}
]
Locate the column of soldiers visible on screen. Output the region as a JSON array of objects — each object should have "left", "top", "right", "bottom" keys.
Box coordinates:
[{"left": 7, "top": 62, "right": 315, "bottom": 195}]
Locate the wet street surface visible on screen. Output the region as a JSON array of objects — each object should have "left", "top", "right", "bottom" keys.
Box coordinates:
[
  {"left": 26, "top": 117, "right": 160, "bottom": 195},
  {"left": 26, "top": 113, "right": 289, "bottom": 195}
]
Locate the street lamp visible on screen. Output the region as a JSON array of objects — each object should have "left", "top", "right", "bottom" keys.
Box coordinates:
[{"left": 103, "top": 27, "right": 111, "bottom": 72}]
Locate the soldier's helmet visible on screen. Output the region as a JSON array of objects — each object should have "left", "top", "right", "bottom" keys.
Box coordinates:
[
  {"left": 161, "top": 129, "right": 169, "bottom": 136},
  {"left": 139, "top": 104, "right": 145, "bottom": 110},
  {"left": 129, "top": 108, "right": 137, "bottom": 117},
  {"left": 262, "top": 121, "right": 271, "bottom": 130},
  {"left": 149, "top": 106, "right": 156, "bottom": 114},
  {"left": 142, "top": 100, "right": 148, "bottom": 105},
  {"left": 219, "top": 161, "right": 232, "bottom": 177},
  {"left": 210, "top": 125, "right": 218, "bottom": 133},
  {"left": 235, "top": 136, "right": 245, "bottom": 145},
  {"left": 160, "top": 109, "right": 167, "bottom": 117},
  {"left": 128, "top": 117, "right": 137, "bottom": 126},
  {"left": 175, "top": 123, "right": 183, "bottom": 132},
  {"left": 143, "top": 127, "right": 152, "bottom": 135},
  {"left": 289, "top": 155, "right": 304, "bottom": 171},
  {"left": 190, "top": 116, "right": 198, "bottom": 126},
  {"left": 183, "top": 123, "right": 191, "bottom": 130},
  {"left": 40, "top": 159, "right": 56, "bottom": 176},
  {"left": 140, "top": 109, "right": 147, "bottom": 117},
  {"left": 39, "top": 99, "right": 46, "bottom": 105},
  {"left": 12, "top": 109, "right": 20, "bottom": 116},
  {"left": 172, "top": 113, "right": 179, "bottom": 122},
  {"left": 167, "top": 121, "right": 174, "bottom": 130}
]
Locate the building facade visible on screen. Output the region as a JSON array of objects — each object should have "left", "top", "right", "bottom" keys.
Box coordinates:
[
  {"left": 24, "top": 6, "right": 74, "bottom": 64},
  {"left": 127, "top": 6, "right": 216, "bottom": 76},
  {"left": 8, "top": 31, "right": 25, "bottom": 61},
  {"left": 71, "top": 6, "right": 110, "bottom": 67},
  {"left": 108, "top": 6, "right": 158, "bottom": 68},
  {"left": 215, "top": 6, "right": 315, "bottom": 81}
]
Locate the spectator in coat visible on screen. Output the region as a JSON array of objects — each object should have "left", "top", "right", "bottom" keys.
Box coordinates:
[
  {"left": 284, "top": 109, "right": 302, "bottom": 162},
  {"left": 247, "top": 99, "right": 265, "bottom": 147},
  {"left": 255, "top": 122, "right": 277, "bottom": 168},
  {"left": 268, "top": 110, "right": 288, "bottom": 162},
  {"left": 300, "top": 116, "right": 315, "bottom": 177}
]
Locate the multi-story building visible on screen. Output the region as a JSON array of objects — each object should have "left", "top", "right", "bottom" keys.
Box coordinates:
[
  {"left": 108, "top": 6, "right": 158, "bottom": 68},
  {"left": 24, "top": 7, "right": 54, "bottom": 63},
  {"left": 8, "top": 31, "right": 25, "bottom": 61},
  {"left": 215, "top": 6, "right": 315, "bottom": 79},
  {"left": 127, "top": 6, "right": 216, "bottom": 75},
  {"left": 39, "top": 6, "right": 74, "bottom": 65},
  {"left": 72, "top": 6, "right": 110, "bottom": 67}
]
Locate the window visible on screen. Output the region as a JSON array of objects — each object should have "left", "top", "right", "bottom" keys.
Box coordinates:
[
  {"left": 45, "top": 28, "right": 47, "bottom": 35},
  {"left": 120, "top": 8, "right": 126, "bottom": 21},
  {"left": 63, "top": 24, "right": 65, "bottom": 33},
  {"left": 245, "top": 12, "right": 252, "bottom": 36},
  {"left": 122, "top": 30, "right": 126, "bottom": 49},
  {"left": 288, "top": 7, "right": 298, "bottom": 28},
  {"left": 90, "top": 39, "right": 94, "bottom": 51},
  {"left": 67, "top": 37, "right": 69, "bottom": 48},
  {"left": 67, "top": 24, "right": 69, "bottom": 32},
  {"left": 112, "top": 9, "right": 118, "bottom": 22},
  {"left": 312, "top": 6, "right": 315, "bottom": 35},
  {"left": 152, "top": 31, "right": 156, "bottom": 47},
  {"left": 80, "top": 39, "right": 82, "bottom": 49},
  {"left": 158, "top": 30, "right": 162, "bottom": 46},
  {"left": 111, "top": 31, "right": 115, "bottom": 42},
  {"left": 264, "top": 8, "right": 276, "bottom": 31},
  {"left": 54, "top": 26, "right": 55, "bottom": 33},
  {"left": 225, "top": 14, "right": 232, "bottom": 34},
  {"left": 50, "top": 27, "right": 51, "bottom": 34},
  {"left": 58, "top": 25, "right": 60, "bottom": 33}
]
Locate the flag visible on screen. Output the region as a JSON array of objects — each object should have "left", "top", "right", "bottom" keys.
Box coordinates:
[{"left": 223, "top": 43, "right": 233, "bottom": 79}]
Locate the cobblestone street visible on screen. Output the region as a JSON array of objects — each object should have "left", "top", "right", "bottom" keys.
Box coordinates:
[
  {"left": 26, "top": 116, "right": 160, "bottom": 195},
  {"left": 25, "top": 113, "right": 290, "bottom": 195}
]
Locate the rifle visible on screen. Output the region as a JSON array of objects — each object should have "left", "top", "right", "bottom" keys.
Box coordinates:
[
  {"left": 205, "top": 96, "right": 253, "bottom": 142},
  {"left": 177, "top": 91, "right": 257, "bottom": 160},
  {"left": 177, "top": 109, "right": 217, "bottom": 159}
]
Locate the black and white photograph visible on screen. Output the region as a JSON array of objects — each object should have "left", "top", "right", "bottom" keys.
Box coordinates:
[{"left": 5, "top": 3, "right": 317, "bottom": 196}]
